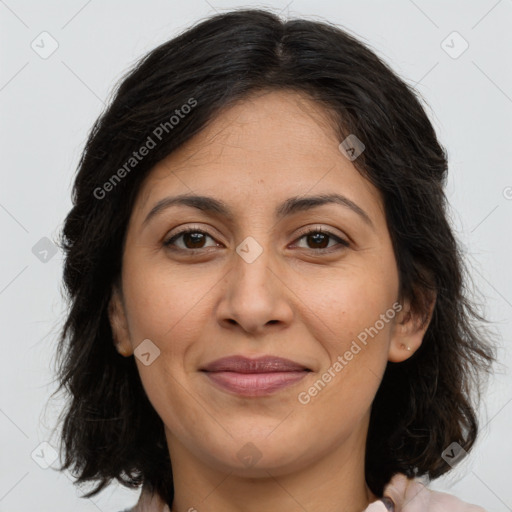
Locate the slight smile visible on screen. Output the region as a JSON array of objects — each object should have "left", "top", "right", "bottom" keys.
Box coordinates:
[{"left": 200, "top": 355, "right": 312, "bottom": 397}]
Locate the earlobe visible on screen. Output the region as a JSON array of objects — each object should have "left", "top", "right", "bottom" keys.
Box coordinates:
[
  {"left": 388, "top": 295, "right": 435, "bottom": 363},
  {"left": 108, "top": 286, "right": 133, "bottom": 357}
]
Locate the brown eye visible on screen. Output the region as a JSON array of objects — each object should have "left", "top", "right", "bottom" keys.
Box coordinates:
[
  {"left": 164, "top": 229, "right": 218, "bottom": 251},
  {"left": 305, "top": 232, "right": 330, "bottom": 249},
  {"left": 294, "top": 228, "right": 349, "bottom": 252}
]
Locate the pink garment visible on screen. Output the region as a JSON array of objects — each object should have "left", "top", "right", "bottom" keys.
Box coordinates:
[
  {"left": 367, "top": 474, "right": 487, "bottom": 512},
  {"left": 128, "top": 473, "right": 487, "bottom": 512}
]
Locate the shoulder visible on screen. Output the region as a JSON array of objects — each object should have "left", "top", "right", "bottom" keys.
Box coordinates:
[
  {"left": 380, "top": 473, "right": 488, "bottom": 511},
  {"left": 120, "top": 475, "right": 488, "bottom": 512}
]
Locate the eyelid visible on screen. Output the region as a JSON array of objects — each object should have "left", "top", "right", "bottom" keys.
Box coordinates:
[
  {"left": 164, "top": 223, "right": 350, "bottom": 252},
  {"left": 163, "top": 224, "right": 220, "bottom": 248},
  {"left": 293, "top": 224, "right": 349, "bottom": 243},
  {"left": 290, "top": 226, "right": 350, "bottom": 252}
]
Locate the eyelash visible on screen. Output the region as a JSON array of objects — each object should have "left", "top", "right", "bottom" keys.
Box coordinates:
[{"left": 163, "top": 226, "right": 350, "bottom": 254}]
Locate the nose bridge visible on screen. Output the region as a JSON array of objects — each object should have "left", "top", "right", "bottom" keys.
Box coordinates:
[
  {"left": 232, "top": 231, "right": 273, "bottom": 293},
  {"left": 218, "top": 227, "right": 291, "bottom": 332},
  {"left": 232, "top": 207, "right": 274, "bottom": 272}
]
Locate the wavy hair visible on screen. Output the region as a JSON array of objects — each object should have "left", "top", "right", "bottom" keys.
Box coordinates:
[{"left": 54, "top": 8, "right": 496, "bottom": 505}]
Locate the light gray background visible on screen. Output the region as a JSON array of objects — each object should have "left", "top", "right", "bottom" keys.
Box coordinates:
[{"left": 0, "top": 1, "right": 511, "bottom": 511}]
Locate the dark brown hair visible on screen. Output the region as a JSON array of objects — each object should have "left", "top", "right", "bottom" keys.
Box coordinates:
[{"left": 54, "top": 8, "right": 495, "bottom": 505}]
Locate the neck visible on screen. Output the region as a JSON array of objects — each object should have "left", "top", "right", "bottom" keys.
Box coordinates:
[{"left": 165, "top": 420, "right": 377, "bottom": 512}]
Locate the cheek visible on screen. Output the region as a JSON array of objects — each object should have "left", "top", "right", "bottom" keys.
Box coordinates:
[
  {"left": 310, "top": 257, "right": 399, "bottom": 349},
  {"left": 122, "top": 254, "right": 216, "bottom": 347},
  {"left": 121, "top": 259, "right": 210, "bottom": 434},
  {"left": 302, "top": 255, "right": 399, "bottom": 401}
]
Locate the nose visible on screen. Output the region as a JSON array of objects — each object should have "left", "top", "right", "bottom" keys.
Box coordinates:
[{"left": 215, "top": 235, "right": 294, "bottom": 335}]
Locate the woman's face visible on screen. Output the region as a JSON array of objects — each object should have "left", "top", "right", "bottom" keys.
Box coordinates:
[{"left": 110, "top": 89, "right": 424, "bottom": 478}]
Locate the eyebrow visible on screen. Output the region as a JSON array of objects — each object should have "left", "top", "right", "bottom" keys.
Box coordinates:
[{"left": 142, "top": 193, "right": 374, "bottom": 228}]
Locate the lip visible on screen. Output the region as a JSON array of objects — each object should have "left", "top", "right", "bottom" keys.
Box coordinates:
[
  {"left": 201, "top": 355, "right": 310, "bottom": 373},
  {"left": 200, "top": 355, "right": 311, "bottom": 397}
]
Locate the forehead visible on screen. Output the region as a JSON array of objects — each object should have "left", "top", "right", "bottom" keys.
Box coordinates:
[{"left": 133, "top": 89, "right": 383, "bottom": 221}]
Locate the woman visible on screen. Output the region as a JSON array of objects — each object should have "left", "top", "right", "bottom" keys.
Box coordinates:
[{"left": 55, "top": 9, "right": 495, "bottom": 512}]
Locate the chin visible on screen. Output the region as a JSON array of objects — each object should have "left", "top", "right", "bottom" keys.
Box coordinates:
[{"left": 193, "top": 430, "right": 321, "bottom": 477}]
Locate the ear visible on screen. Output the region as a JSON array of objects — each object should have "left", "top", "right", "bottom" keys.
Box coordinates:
[
  {"left": 108, "top": 285, "right": 133, "bottom": 357},
  {"left": 388, "top": 294, "right": 436, "bottom": 363}
]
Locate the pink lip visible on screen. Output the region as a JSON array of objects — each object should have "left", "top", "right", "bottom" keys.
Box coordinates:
[{"left": 201, "top": 356, "right": 310, "bottom": 397}]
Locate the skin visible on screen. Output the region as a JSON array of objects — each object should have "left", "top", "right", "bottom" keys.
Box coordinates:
[{"left": 109, "top": 89, "right": 433, "bottom": 512}]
